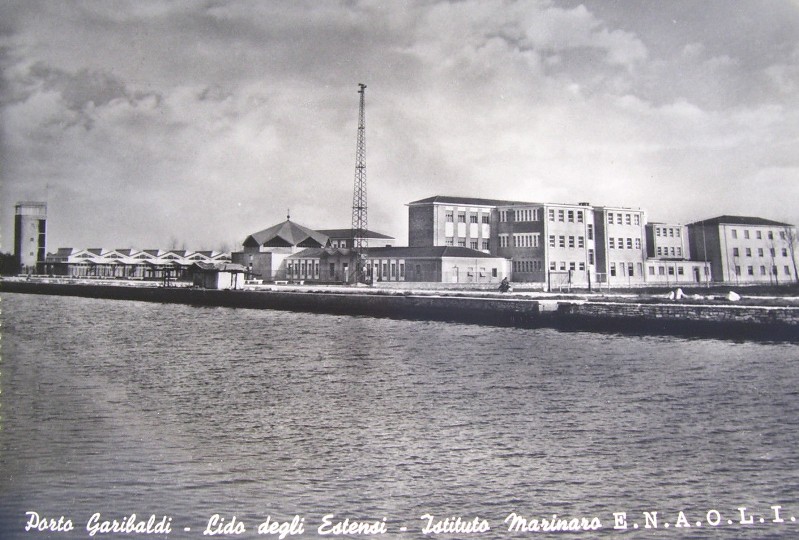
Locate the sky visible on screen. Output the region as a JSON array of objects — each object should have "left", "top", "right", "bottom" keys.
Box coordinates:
[{"left": 2, "top": 0, "right": 799, "bottom": 253}]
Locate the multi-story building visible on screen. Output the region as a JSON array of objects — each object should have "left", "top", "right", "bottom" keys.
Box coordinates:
[
  {"left": 407, "top": 196, "right": 518, "bottom": 252},
  {"left": 14, "top": 201, "right": 47, "bottom": 274},
  {"left": 581, "top": 206, "right": 648, "bottom": 287},
  {"left": 644, "top": 222, "right": 704, "bottom": 285},
  {"left": 687, "top": 216, "right": 798, "bottom": 285}
]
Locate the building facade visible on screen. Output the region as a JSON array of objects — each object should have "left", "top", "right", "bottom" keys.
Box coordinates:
[{"left": 14, "top": 201, "right": 47, "bottom": 274}]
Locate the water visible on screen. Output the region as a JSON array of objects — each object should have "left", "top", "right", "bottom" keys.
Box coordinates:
[{"left": 0, "top": 292, "right": 798, "bottom": 539}]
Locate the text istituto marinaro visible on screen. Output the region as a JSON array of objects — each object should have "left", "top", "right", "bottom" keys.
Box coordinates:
[{"left": 22, "top": 506, "right": 799, "bottom": 536}]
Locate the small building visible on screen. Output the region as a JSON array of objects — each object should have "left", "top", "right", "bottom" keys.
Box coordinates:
[
  {"left": 14, "top": 201, "right": 47, "bottom": 274},
  {"left": 191, "top": 262, "right": 247, "bottom": 290}
]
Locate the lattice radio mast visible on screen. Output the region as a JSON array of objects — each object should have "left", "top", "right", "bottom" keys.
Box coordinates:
[{"left": 351, "top": 83, "right": 368, "bottom": 283}]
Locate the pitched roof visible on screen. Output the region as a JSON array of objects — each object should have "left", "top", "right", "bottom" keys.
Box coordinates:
[
  {"left": 245, "top": 219, "right": 329, "bottom": 247},
  {"left": 689, "top": 215, "right": 793, "bottom": 227},
  {"left": 317, "top": 228, "right": 395, "bottom": 240},
  {"left": 407, "top": 195, "right": 530, "bottom": 207}
]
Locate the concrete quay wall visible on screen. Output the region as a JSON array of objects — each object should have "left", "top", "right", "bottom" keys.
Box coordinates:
[{"left": 2, "top": 280, "right": 797, "bottom": 340}]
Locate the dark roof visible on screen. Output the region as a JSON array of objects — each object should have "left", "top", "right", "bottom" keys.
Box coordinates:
[
  {"left": 317, "top": 228, "right": 394, "bottom": 239},
  {"left": 288, "top": 246, "right": 504, "bottom": 260},
  {"left": 245, "top": 219, "right": 329, "bottom": 247},
  {"left": 191, "top": 262, "right": 247, "bottom": 272},
  {"left": 407, "top": 195, "right": 530, "bottom": 207},
  {"left": 364, "top": 246, "right": 504, "bottom": 259},
  {"left": 689, "top": 215, "right": 793, "bottom": 227},
  {"left": 287, "top": 247, "right": 353, "bottom": 259}
]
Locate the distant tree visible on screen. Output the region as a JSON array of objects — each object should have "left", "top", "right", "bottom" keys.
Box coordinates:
[
  {"left": 784, "top": 226, "right": 799, "bottom": 283},
  {"left": 0, "top": 252, "right": 18, "bottom": 275}
]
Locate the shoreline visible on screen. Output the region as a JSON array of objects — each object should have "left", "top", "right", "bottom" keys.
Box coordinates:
[{"left": 2, "top": 278, "right": 798, "bottom": 342}]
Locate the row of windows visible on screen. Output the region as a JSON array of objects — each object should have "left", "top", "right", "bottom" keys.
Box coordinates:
[
  {"left": 548, "top": 235, "right": 587, "bottom": 249},
  {"left": 609, "top": 237, "right": 642, "bottom": 250},
  {"left": 648, "top": 265, "right": 687, "bottom": 276},
  {"left": 512, "top": 260, "right": 543, "bottom": 272},
  {"left": 549, "top": 261, "right": 587, "bottom": 272},
  {"left": 730, "top": 229, "right": 785, "bottom": 240},
  {"left": 655, "top": 227, "right": 681, "bottom": 238},
  {"left": 657, "top": 246, "right": 683, "bottom": 257},
  {"left": 445, "top": 212, "right": 490, "bottom": 224},
  {"left": 732, "top": 247, "right": 788, "bottom": 258},
  {"left": 445, "top": 239, "right": 490, "bottom": 250},
  {"left": 609, "top": 262, "right": 643, "bottom": 277},
  {"left": 548, "top": 208, "right": 585, "bottom": 223},
  {"left": 607, "top": 212, "right": 641, "bottom": 226},
  {"left": 513, "top": 233, "right": 540, "bottom": 248},
  {"left": 734, "top": 265, "right": 792, "bottom": 277}
]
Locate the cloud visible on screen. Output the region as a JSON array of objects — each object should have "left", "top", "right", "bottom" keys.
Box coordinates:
[{"left": 1, "top": 0, "right": 799, "bottom": 252}]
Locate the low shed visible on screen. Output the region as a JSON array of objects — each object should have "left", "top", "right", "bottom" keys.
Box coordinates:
[{"left": 191, "top": 262, "right": 247, "bottom": 290}]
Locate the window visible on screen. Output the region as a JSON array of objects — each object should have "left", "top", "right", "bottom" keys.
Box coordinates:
[
  {"left": 446, "top": 212, "right": 453, "bottom": 222},
  {"left": 549, "top": 235, "right": 555, "bottom": 248},
  {"left": 670, "top": 247, "right": 675, "bottom": 256},
  {"left": 550, "top": 261, "right": 556, "bottom": 270},
  {"left": 500, "top": 210, "right": 508, "bottom": 222},
  {"left": 756, "top": 231, "right": 762, "bottom": 239},
  {"left": 628, "top": 263, "right": 634, "bottom": 276},
  {"left": 492, "top": 268, "right": 497, "bottom": 277},
  {"left": 733, "top": 248, "right": 739, "bottom": 256},
  {"left": 470, "top": 215, "right": 478, "bottom": 224},
  {"left": 657, "top": 247, "right": 663, "bottom": 256},
  {"left": 744, "top": 230, "right": 750, "bottom": 239},
  {"left": 785, "top": 266, "right": 791, "bottom": 275},
  {"left": 548, "top": 209, "right": 555, "bottom": 221},
  {"left": 677, "top": 247, "right": 682, "bottom": 257},
  {"left": 656, "top": 228, "right": 661, "bottom": 237},
  {"left": 568, "top": 236, "right": 575, "bottom": 248},
  {"left": 782, "top": 248, "right": 788, "bottom": 257},
  {"left": 745, "top": 248, "right": 752, "bottom": 257},
  {"left": 658, "top": 266, "right": 665, "bottom": 276},
  {"left": 445, "top": 238, "right": 454, "bottom": 246},
  {"left": 588, "top": 249, "right": 595, "bottom": 265},
  {"left": 569, "top": 262, "right": 576, "bottom": 271},
  {"left": 747, "top": 266, "right": 754, "bottom": 276},
  {"left": 768, "top": 231, "right": 774, "bottom": 240},
  {"left": 577, "top": 211, "right": 584, "bottom": 223},
  {"left": 780, "top": 231, "right": 786, "bottom": 240},
  {"left": 625, "top": 214, "right": 631, "bottom": 225},
  {"left": 578, "top": 236, "right": 585, "bottom": 249},
  {"left": 634, "top": 215, "right": 640, "bottom": 225},
  {"left": 400, "top": 263, "right": 405, "bottom": 278},
  {"left": 626, "top": 238, "right": 633, "bottom": 249},
  {"left": 669, "top": 266, "right": 676, "bottom": 276},
  {"left": 617, "top": 214, "right": 623, "bottom": 225},
  {"left": 587, "top": 224, "right": 593, "bottom": 240},
  {"left": 579, "top": 262, "right": 585, "bottom": 271},
  {"left": 610, "top": 263, "right": 616, "bottom": 276},
  {"left": 458, "top": 213, "right": 466, "bottom": 223},
  {"left": 482, "top": 215, "right": 490, "bottom": 224},
  {"left": 391, "top": 263, "right": 397, "bottom": 278},
  {"left": 558, "top": 209, "right": 565, "bottom": 222},
  {"left": 608, "top": 212, "right": 614, "bottom": 224},
  {"left": 567, "top": 210, "right": 574, "bottom": 222},
  {"left": 760, "top": 266, "right": 766, "bottom": 275},
  {"left": 635, "top": 238, "right": 641, "bottom": 250},
  {"left": 457, "top": 240, "right": 466, "bottom": 247},
  {"left": 470, "top": 241, "right": 478, "bottom": 249},
  {"left": 731, "top": 229, "right": 738, "bottom": 239},
  {"left": 758, "top": 248, "right": 764, "bottom": 257},
  {"left": 649, "top": 266, "right": 655, "bottom": 276},
  {"left": 609, "top": 238, "right": 615, "bottom": 249},
  {"left": 482, "top": 241, "right": 489, "bottom": 250},
  {"left": 560, "top": 262, "right": 566, "bottom": 271},
  {"left": 559, "top": 236, "right": 566, "bottom": 248}
]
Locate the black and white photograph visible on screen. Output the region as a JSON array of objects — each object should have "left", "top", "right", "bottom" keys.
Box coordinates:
[{"left": 1, "top": 1, "right": 798, "bottom": 538}]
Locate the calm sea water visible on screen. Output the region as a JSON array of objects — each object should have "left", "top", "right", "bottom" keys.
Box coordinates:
[{"left": 1, "top": 292, "right": 798, "bottom": 539}]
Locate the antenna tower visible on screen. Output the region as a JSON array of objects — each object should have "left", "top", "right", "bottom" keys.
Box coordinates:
[{"left": 351, "top": 83, "right": 368, "bottom": 282}]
